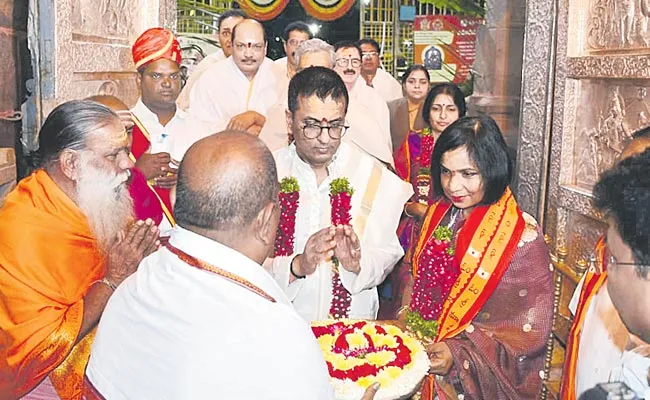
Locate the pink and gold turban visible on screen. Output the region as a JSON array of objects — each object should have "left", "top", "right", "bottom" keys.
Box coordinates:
[{"left": 132, "top": 28, "right": 181, "bottom": 70}]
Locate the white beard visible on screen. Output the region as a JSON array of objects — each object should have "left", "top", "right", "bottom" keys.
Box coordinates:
[{"left": 76, "top": 154, "right": 133, "bottom": 249}]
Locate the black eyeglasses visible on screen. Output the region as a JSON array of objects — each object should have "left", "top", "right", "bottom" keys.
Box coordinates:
[
  {"left": 335, "top": 58, "right": 361, "bottom": 68},
  {"left": 301, "top": 122, "right": 349, "bottom": 139}
]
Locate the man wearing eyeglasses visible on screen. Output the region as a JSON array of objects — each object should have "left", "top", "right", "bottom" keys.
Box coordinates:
[
  {"left": 333, "top": 41, "right": 393, "bottom": 168},
  {"left": 189, "top": 18, "right": 278, "bottom": 136},
  {"left": 177, "top": 9, "right": 246, "bottom": 110},
  {"left": 275, "top": 22, "right": 312, "bottom": 83},
  {"left": 260, "top": 39, "right": 395, "bottom": 168},
  {"left": 267, "top": 66, "right": 412, "bottom": 322},
  {"left": 358, "top": 38, "right": 402, "bottom": 103},
  {"left": 562, "top": 129, "right": 650, "bottom": 399}
]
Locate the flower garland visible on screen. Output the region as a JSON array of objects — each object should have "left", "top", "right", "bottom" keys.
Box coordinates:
[
  {"left": 414, "top": 127, "right": 436, "bottom": 204},
  {"left": 329, "top": 178, "right": 355, "bottom": 319},
  {"left": 406, "top": 225, "right": 460, "bottom": 341},
  {"left": 274, "top": 177, "right": 300, "bottom": 257},
  {"left": 419, "top": 127, "right": 435, "bottom": 169},
  {"left": 273, "top": 176, "right": 355, "bottom": 319},
  {"left": 312, "top": 320, "right": 413, "bottom": 381}
]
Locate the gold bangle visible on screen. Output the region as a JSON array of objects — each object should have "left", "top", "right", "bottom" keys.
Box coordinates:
[{"left": 404, "top": 203, "right": 414, "bottom": 218}]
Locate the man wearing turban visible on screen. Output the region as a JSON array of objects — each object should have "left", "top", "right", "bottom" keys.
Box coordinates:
[{"left": 129, "top": 27, "right": 195, "bottom": 234}]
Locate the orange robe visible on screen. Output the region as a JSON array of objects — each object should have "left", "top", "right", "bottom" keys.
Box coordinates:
[{"left": 0, "top": 170, "right": 104, "bottom": 399}]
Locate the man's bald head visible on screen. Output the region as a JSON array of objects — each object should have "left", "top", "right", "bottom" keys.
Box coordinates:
[
  {"left": 231, "top": 18, "right": 266, "bottom": 44},
  {"left": 87, "top": 95, "right": 129, "bottom": 112},
  {"left": 174, "top": 131, "right": 278, "bottom": 233},
  {"left": 86, "top": 95, "right": 133, "bottom": 131}
]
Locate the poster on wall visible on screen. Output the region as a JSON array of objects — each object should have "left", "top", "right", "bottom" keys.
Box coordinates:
[{"left": 413, "top": 15, "right": 482, "bottom": 84}]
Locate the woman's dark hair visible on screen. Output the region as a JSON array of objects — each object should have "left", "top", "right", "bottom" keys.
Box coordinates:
[
  {"left": 400, "top": 64, "right": 430, "bottom": 85},
  {"left": 422, "top": 82, "right": 466, "bottom": 126},
  {"left": 430, "top": 115, "right": 513, "bottom": 205},
  {"left": 29, "top": 100, "right": 118, "bottom": 169}
]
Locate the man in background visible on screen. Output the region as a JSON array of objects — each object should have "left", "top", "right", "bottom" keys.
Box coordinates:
[
  {"left": 130, "top": 27, "right": 187, "bottom": 233},
  {"left": 274, "top": 21, "right": 312, "bottom": 89},
  {"left": 358, "top": 38, "right": 402, "bottom": 102},
  {"left": 189, "top": 18, "right": 277, "bottom": 135},
  {"left": 333, "top": 41, "right": 393, "bottom": 165},
  {"left": 177, "top": 9, "right": 246, "bottom": 110}
]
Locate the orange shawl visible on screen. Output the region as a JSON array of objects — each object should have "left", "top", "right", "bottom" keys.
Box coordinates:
[
  {"left": 0, "top": 170, "right": 104, "bottom": 399},
  {"left": 413, "top": 189, "right": 525, "bottom": 398},
  {"left": 560, "top": 236, "right": 608, "bottom": 400}
]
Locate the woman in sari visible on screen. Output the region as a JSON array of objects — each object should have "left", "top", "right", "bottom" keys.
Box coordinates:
[
  {"left": 401, "top": 115, "right": 554, "bottom": 399},
  {"left": 379, "top": 80, "right": 466, "bottom": 318}
]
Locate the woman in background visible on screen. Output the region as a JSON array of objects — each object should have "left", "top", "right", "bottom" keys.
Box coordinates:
[{"left": 379, "top": 80, "right": 467, "bottom": 319}]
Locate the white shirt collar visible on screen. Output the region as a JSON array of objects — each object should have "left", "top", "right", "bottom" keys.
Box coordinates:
[
  {"left": 168, "top": 225, "right": 290, "bottom": 305},
  {"left": 285, "top": 142, "right": 350, "bottom": 184},
  {"left": 132, "top": 98, "right": 186, "bottom": 126}
]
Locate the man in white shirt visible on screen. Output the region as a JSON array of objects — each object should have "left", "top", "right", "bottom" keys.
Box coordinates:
[
  {"left": 177, "top": 9, "right": 246, "bottom": 110},
  {"left": 84, "top": 131, "right": 380, "bottom": 400},
  {"left": 189, "top": 18, "right": 278, "bottom": 135},
  {"left": 268, "top": 67, "right": 412, "bottom": 322},
  {"left": 260, "top": 39, "right": 395, "bottom": 167},
  {"left": 333, "top": 41, "right": 393, "bottom": 165},
  {"left": 358, "top": 38, "right": 403, "bottom": 102},
  {"left": 130, "top": 27, "right": 188, "bottom": 233},
  {"left": 274, "top": 21, "right": 312, "bottom": 90}
]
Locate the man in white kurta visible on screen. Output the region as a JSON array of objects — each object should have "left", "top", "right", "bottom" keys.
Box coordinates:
[
  {"left": 359, "top": 39, "right": 402, "bottom": 103},
  {"left": 260, "top": 39, "right": 394, "bottom": 167},
  {"left": 85, "top": 132, "right": 335, "bottom": 400},
  {"left": 333, "top": 42, "right": 393, "bottom": 166},
  {"left": 189, "top": 19, "right": 278, "bottom": 133},
  {"left": 177, "top": 10, "right": 246, "bottom": 110},
  {"left": 267, "top": 67, "right": 412, "bottom": 322}
]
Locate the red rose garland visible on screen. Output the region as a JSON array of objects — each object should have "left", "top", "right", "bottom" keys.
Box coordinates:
[
  {"left": 419, "top": 127, "right": 435, "bottom": 169},
  {"left": 406, "top": 226, "right": 460, "bottom": 341},
  {"left": 274, "top": 177, "right": 300, "bottom": 257},
  {"left": 329, "top": 178, "right": 354, "bottom": 319}
]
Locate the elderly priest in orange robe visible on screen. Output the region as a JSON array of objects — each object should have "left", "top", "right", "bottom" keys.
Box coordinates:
[{"left": 0, "top": 100, "right": 158, "bottom": 399}]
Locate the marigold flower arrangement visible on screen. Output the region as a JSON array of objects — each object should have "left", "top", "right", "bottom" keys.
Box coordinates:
[{"left": 312, "top": 319, "right": 430, "bottom": 400}]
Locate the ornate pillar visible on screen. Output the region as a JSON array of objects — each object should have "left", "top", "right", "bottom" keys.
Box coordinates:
[{"left": 467, "top": 0, "right": 527, "bottom": 151}]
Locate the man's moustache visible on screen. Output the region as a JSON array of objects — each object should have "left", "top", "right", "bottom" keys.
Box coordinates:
[{"left": 344, "top": 69, "right": 355, "bottom": 74}]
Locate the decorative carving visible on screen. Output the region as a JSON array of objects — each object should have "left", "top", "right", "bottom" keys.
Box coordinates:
[
  {"left": 568, "top": 55, "right": 650, "bottom": 79},
  {"left": 566, "top": 213, "right": 606, "bottom": 268},
  {"left": 571, "top": 82, "right": 648, "bottom": 189},
  {"left": 515, "top": 0, "right": 556, "bottom": 219},
  {"left": 587, "top": 0, "right": 650, "bottom": 50},
  {"left": 71, "top": 0, "right": 138, "bottom": 39}
]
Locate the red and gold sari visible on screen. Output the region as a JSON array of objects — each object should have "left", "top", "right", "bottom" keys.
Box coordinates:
[{"left": 413, "top": 189, "right": 554, "bottom": 399}]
